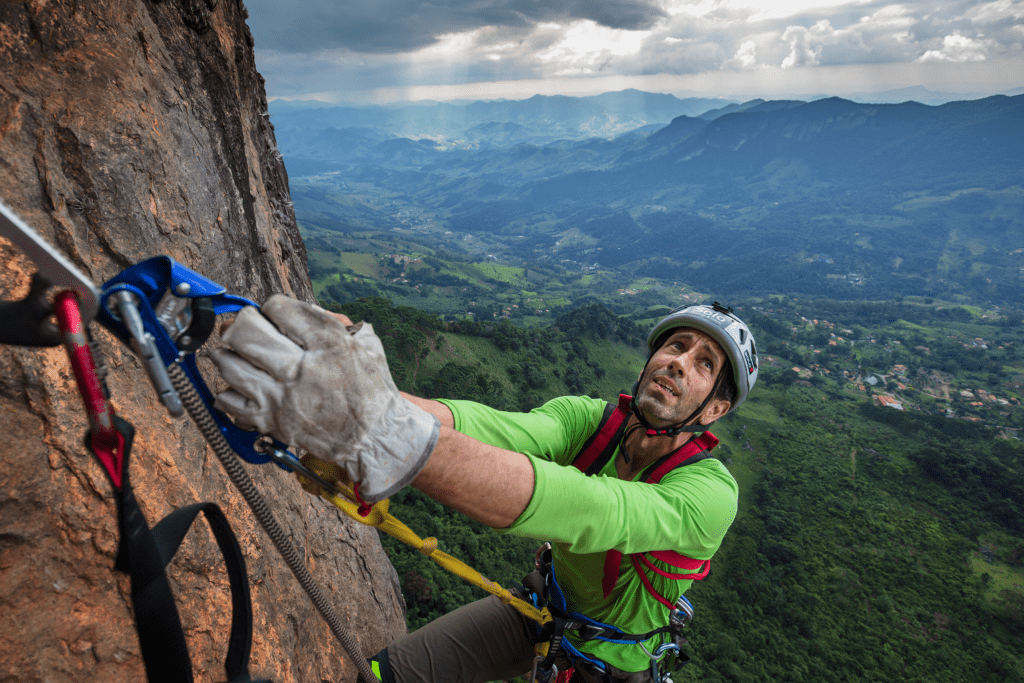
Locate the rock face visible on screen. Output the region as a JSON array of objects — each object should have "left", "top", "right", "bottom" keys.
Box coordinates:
[{"left": 0, "top": 1, "right": 406, "bottom": 681}]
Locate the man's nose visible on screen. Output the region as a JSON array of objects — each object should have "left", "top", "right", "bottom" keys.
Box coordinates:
[{"left": 668, "top": 350, "right": 694, "bottom": 375}]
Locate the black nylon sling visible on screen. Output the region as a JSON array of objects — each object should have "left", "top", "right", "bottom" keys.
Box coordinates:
[{"left": 98, "top": 416, "right": 269, "bottom": 683}]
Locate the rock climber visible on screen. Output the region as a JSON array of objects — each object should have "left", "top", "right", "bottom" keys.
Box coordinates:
[{"left": 211, "top": 296, "right": 758, "bottom": 683}]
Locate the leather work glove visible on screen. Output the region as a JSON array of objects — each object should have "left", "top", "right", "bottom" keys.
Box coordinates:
[{"left": 211, "top": 295, "right": 440, "bottom": 502}]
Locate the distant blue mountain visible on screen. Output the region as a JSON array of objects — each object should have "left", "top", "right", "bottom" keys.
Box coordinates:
[
  {"left": 597, "top": 95, "right": 1023, "bottom": 193},
  {"left": 845, "top": 85, "right": 1005, "bottom": 105},
  {"left": 688, "top": 98, "right": 809, "bottom": 121},
  {"left": 283, "top": 93, "right": 1024, "bottom": 304},
  {"left": 271, "top": 89, "right": 736, "bottom": 148}
]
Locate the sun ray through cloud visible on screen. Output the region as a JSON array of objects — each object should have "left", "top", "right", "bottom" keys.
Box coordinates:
[{"left": 246, "top": 0, "right": 1024, "bottom": 103}]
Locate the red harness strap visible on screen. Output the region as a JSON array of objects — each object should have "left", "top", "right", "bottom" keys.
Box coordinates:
[
  {"left": 571, "top": 398, "right": 718, "bottom": 603},
  {"left": 637, "top": 551, "right": 711, "bottom": 580},
  {"left": 572, "top": 393, "right": 632, "bottom": 474}
]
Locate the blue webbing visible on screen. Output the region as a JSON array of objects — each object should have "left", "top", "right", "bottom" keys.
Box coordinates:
[{"left": 547, "top": 561, "right": 662, "bottom": 647}]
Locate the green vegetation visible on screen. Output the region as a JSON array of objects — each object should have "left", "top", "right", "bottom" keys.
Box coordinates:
[
  {"left": 302, "top": 221, "right": 711, "bottom": 327},
  {"left": 305, "top": 239, "right": 1023, "bottom": 682},
  {"left": 683, "top": 384, "right": 1024, "bottom": 682},
  {"left": 283, "top": 93, "right": 1024, "bottom": 681},
  {"left": 326, "top": 297, "right": 646, "bottom": 413},
  {"left": 286, "top": 95, "right": 1024, "bottom": 309}
]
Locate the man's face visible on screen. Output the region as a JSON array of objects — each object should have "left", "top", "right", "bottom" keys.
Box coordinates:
[{"left": 635, "top": 328, "right": 731, "bottom": 428}]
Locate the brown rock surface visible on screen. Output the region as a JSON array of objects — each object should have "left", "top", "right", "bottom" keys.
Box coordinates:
[{"left": 0, "top": 1, "right": 407, "bottom": 681}]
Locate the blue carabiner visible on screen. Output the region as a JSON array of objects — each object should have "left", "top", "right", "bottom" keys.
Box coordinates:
[{"left": 96, "top": 256, "right": 292, "bottom": 466}]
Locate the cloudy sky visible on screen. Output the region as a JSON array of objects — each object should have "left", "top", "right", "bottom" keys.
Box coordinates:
[{"left": 244, "top": 0, "right": 1024, "bottom": 103}]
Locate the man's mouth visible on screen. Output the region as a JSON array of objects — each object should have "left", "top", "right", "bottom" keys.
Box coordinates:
[{"left": 652, "top": 377, "right": 678, "bottom": 397}]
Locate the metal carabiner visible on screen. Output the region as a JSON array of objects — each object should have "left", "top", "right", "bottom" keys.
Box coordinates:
[
  {"left": 52, "top": 290, "right": 130, "bottom": 488},
  {"left": 530, "top": 655, "right": 558, "bottom": 683},
  {"left": 260, "top": 442, "right": 343, "bottom": 496},
  {"left": 640, "top": 640, "right": 684, "bottom": 683},
  {"left": 640, "top": 640, "right": 680, "bottom": 662},
  {"left": 535, "top": 541, "right": 552, "bottom": 570},
  {"left": 670, "top": 595, "right": 694, "bottom": 628},
  {"left": 108, "top": 289, "right": 184, "bottom": 417}
]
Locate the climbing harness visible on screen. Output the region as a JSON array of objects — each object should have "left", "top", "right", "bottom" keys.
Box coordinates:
[
  {"left": 526, "top": 394, "right": 719, "bottom": 683},
  {"left": 578, "top": 394, "right": 716, "bottom": 603},
  {"left": 528, "top": 544, "right": 694, "bottom": 683}
]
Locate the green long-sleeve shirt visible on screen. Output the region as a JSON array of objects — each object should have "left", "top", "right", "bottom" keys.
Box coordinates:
[{"left": 438, "top": 395, "right": 738, "bottom": 673}]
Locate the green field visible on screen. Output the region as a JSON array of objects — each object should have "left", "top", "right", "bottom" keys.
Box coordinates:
[{"left": 298, "top": 226, "right": 1024, "bottom": 682}]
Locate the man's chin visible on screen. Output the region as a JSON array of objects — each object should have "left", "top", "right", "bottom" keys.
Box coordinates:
[{"left": 635, "top": 393, "right": 675, "bottom": 424}]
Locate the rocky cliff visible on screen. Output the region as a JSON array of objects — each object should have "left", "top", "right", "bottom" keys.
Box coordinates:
[{"left": 0, "top": 1, "right": 406, "bottom": 681}]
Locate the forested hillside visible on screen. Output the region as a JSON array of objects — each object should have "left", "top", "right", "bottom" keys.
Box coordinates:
[
  {"left": 322, "top": 284, "right": 1024, "bottom": 682},
  {"left": 282, "top": 88, "right": 1023, "bottom": 682},
  {"left": 685, "top": 383, "right": 1023, "bottom": 682}
]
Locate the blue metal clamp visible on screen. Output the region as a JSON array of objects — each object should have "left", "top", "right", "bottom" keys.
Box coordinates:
[{"left": 96, "top": 256, "right": 287, "bottom": 466}]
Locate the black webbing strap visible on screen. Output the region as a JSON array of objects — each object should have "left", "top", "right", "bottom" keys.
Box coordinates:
[
  {"left": 0, "top": 273, "right": 61, "bottom": 346},
  {"left": 95, "top": 417, "right": 268, "bottom": 683}
]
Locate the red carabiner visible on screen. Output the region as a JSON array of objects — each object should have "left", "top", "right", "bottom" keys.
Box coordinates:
[{"left": 53, "top": 291, "right": 126, "bottom": 488}]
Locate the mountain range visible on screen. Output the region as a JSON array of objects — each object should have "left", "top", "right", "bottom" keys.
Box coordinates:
[
  {"left": 277, "top": 92, "right": 1024, "bottom": 305},
  {"left": 270, "top": 89, "right": 735, "bottom": 146}
]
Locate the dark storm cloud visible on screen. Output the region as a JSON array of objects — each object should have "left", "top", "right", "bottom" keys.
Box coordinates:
[
  {"left": 573, "top": 0, "right": 668, "bottom": 31},
  {"left": 246, "top": 0, "right": 667, "bottom": 54}
]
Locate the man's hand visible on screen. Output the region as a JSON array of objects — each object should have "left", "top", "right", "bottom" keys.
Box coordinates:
[{"left": 211, "top": 295, "right": 440, "bottom": 501}]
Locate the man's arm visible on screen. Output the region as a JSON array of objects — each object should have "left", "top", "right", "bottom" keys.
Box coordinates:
[
  {"left": 400, "top": 391, "right": 535, "bottom": 528},
  {"left": 218, "top": 305, "right": 535, "bottom": 523},
  {"left": 400, "top": 392, "right": 454, "bottom": 428},
  {"left": 411, "top": 425, "right": 535, "bottom": 528}
]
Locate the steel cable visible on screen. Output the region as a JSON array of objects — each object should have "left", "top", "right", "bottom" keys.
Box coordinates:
[{"left": 168, "top": 363, "right": 378, "bottom": 683}]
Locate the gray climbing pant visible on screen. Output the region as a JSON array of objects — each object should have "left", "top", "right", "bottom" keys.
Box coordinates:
[{"left": 373, "top": 589, "right": 654, "bottom": 683}]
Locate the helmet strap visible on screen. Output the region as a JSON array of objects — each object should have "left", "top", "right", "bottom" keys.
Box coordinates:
[{"left": 630, "top": 369, "right": 725, "bottom": 437}]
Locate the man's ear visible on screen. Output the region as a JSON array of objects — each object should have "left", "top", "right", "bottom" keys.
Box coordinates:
[{"left": 699, "top": 398, "right": 731, "bottom": 425}]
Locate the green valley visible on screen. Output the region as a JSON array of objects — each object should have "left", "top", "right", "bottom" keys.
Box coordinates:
[
  {"left": 282, "top": 92, "right": 1024, "bottom": 682},
  {"left": 301, "top": 231, "right": 1024, "bottom": 682}
]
